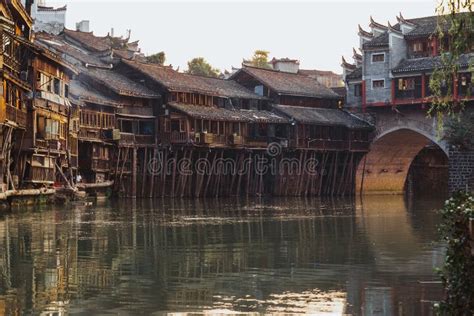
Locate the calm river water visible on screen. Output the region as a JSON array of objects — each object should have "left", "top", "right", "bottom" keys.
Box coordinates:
[{"left": 0, "top": 196, "right": 445, "bottom": 315}]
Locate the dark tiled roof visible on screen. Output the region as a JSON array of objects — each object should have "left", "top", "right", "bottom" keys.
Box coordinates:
[
  {"left": 273, "top": 105, "right": 373, "bottom": 129},
  {"left": 392, "top": 53, "right": 474, "bottom": 74},
  {"left": 363, "top": 32, "right": 389, "bottom": 48},
  {"left": 346, "top": 67, "right": 362, "bottom": 80},
  {"left": 35, "top": 33, "right": 107, "bottom": 67},
  {"left": 168, "top": 103, "right": 248, "bottom": 122},
  {"left": 402, "top": 14, "right": 470, "bottom": 39},
  {"left": 168, "top": 102, "right": 289, "bottom": 124},
  {"left": 238, "top": 109, "right": 289, "bottom": 124},
  {"left": 122, "top": 60, "right": 265, "bottom": 100},
  {"left": 63, "top": 29, "right": 128, "bottom": 52},
  {"left": 234, "top": 66, "right": 340, "bottom": 99},
  {"left": 82, "top": 67, "right": 160, "bottom": 98},
  {"left": 331, "top": 87, "right": 347, "bottom": 97},
  {"left": 69, "top": 80, "right": 121, "bottom": 107}
]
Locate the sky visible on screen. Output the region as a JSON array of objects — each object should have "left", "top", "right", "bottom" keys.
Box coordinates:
[{"left": 44, "top": 0, "right": 437, "bottom": 74}]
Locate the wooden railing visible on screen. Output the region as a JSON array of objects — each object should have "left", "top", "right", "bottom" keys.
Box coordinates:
[
  {"left": 36, "top": 138, "right": 67, "bottom": 151},
  {"left": 135, "top": 135, "right": 155, "bottom": 145},
  {"left": 118, "top": 133, "right": 135, "bottom": 145},
  {"left": 91, "top": 158, "right": 110, "bottom": 171},
  {"left": 6, "top": 105, "right": 27, "bottom": 127},
  {"left": 160, "top": 131, "right": 189, "bottom": 144}
]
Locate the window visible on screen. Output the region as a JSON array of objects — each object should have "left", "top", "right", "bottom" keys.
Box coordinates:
[
  {"left": 398, "top": 78, "right": 415, "bottom": 91},
  {"left": 139, "top": 121, "right": 154, "bottom": 135},
  {"left": 254, "top": 85, "right": 264, "bottom": 96},
  {"left": 372, "top": 53, "right": 385, "bottom": 63},
  {"left": 354, "top": 84, "right": 362, "bottom": 97},
  {"left": 53, "top": 78, "right": 61, "bottom": 95},
  {"left": 170, "top": 120, "right": 180, "bottom": 132},
  {"left": 372, "top": 79, "right": 385, "bottom": 89},
  {"left": 412, "top": 42, "right": 424, "bottom": 52},
  {"left": 64, "top": 84, "right": 69, "bottom": 98}
]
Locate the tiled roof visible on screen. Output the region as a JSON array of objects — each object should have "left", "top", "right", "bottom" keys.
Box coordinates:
[
  {"left": 298, "top": 69, "right": 341, "bottom": 77},
  {"left": 362, "top": 13, "right": 470, "bottom": 48},
  {"left": 238, "top": 109, "right": 289, "bottom": 124},
  {"left": 122, "top": 60, "right": 266, "bottom": 100},
  {"left": 273, "top": 105, "right": 373, "bottom": 129},
  {"left": 82, "top": 67, "right": 160, "bottom": 98},
  {"left": 168, "top": 103, "right": 249, "bottom": 122},
  {"left": 392, "top": 53, "right": 474, "bottom": 74},
  {"left": 363, "top": 32, "right": 389, "bottom": 48},
  {"left": 168, "top": 102, "right": 289, "bottom": 123},
  {"left": 234, "top": 66, "right": 340, "bottom": 99},
  {"left": 402, "top": 14, "right": 470, "bottom": 39},
  {"left": 346, "top": 67, "right": 362, "bottom": 80},
  {"left": 35, "top": 32, "right": 107, "bottom": 67},
  {"left": 331, "top": 87, "right": 347, "bottom": 97},
  {"left": 69, "top": 79, "right": 121, "bottom": 107},
  {"left": 63, "top": 29, "right": 128, "bottom": 52}
]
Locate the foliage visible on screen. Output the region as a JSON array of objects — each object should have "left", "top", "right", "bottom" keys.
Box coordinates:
[
  {"left": 250, "top": 50, "right": 271, "bottom": 69},
  {"left": 429, "top": 0, "right": 473, "bottom": 118},
  {"left": 443, "top": 111, "right": 474, "bottom": 149},
  {"left": 186, "top": 57, "right": 220, "bottom": 78},
  {"left": 436, "top": 191, "right": 474, "bottom": 315},
  {"left": 146, "top": 51, "right": 166, "bottom": 65}
]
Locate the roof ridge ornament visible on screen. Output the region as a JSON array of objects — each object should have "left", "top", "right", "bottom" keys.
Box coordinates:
[
  {"left": 397, "top": 12, "right": 416, "bottom": 26},
  {"left": 341, "top": 56, "right": 356, "bottom": 70},
  {"left": 352, "top": 48, "right": 362, "bottom": 59},
  {"left": 358, "top": 24, "right": 373, "bottom": 38},
  {"left": 369, "top": 16, "right": 388, "bottom": 30},
  {"left": 387, "top": 21, "right": 403, "bottom": 34}
]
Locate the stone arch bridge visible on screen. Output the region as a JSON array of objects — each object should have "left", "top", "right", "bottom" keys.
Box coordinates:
[{"left": 356, "top": 107, "right": 473, "bottom": 195}]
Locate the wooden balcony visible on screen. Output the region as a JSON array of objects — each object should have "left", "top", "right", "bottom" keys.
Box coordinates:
[
  {"left": 118, "top": 132, "right": 135, "bottom": 145},
  {"left": 229, "top": 135, "right": 245, "bottom": 146},
  {"left": 91, "top": 158, "right": 110, "bottom": 171},
  {"left": 135, "top": 135, "right": 155, "bottom": 145},
  {"left": 160, "top": 131, "right": 189, "bottom": 144},
  {"left": 246, "top": 136, "right": 268, "bottom": 148},
  {"left": 36, "top": 138, "right": 67, "bottom": 152},
  {"left": 6, "top": 105, "right": 27, "bottom": 127},
  {"left": 117, "top": 133, "right": 155, "bottom": 146}
]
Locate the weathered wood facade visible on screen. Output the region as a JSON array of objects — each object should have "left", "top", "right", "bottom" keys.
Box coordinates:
[{"left": 0, "top": 9, "right": 374, "bottom": 202}]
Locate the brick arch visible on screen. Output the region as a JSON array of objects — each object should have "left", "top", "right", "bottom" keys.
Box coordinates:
[{"left": 356, "top": 128, "right": 448, "bottom": 195}]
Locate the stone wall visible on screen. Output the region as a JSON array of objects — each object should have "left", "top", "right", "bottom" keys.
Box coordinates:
[{"left": 448, "top": 146, "right": 474, "bottom": 193}]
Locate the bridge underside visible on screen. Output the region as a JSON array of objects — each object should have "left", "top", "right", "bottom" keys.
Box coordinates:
[{"left": 356, "top": 129, "right": 447, "bottom": 195}]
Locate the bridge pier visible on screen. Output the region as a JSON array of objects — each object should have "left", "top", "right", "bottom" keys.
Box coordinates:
[{"left": 448, "top": 146, "right": 474, "bottom": 193}]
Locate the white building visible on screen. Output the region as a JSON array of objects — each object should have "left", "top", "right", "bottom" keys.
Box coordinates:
[{"left": 31, "top": 0, "right": 67, "bottom": 35}]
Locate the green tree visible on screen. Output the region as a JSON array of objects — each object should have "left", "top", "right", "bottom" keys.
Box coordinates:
[
  {"left": 186, "top": 57, "right": 220, "bottom": 78},
  {"left": 436, "top": 192, "right": 474, "bottom": 315},
  {"left": 249, "top": 50, "right": 271, "bottom": 68},
  {"left": 146, "top": 51, "right": 166, "bottom": 65},
  {"left": 429, "top": 1, "right": 473, "bottom": 118}
]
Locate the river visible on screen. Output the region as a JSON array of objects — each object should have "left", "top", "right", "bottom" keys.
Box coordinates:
[{"left": 0, "top": 195, "right": 445, "bottom": 315}]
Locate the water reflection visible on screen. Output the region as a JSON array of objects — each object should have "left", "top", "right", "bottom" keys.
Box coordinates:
[{"left": 0, "top": 196, "right": 445, "bottom": 315}]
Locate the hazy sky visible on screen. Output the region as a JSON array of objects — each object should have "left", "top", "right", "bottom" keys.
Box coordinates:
[{"left": 44, "top": 0, "right": 437, "bottom": 73}]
